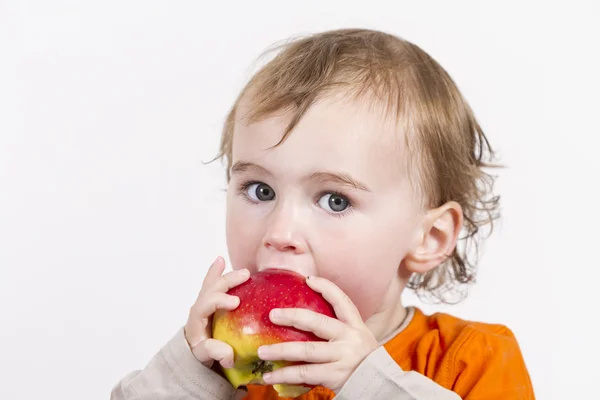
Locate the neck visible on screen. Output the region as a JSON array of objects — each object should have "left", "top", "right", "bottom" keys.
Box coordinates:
[{"left": 365, "top": 299, "right": 407, "bottom": 343}]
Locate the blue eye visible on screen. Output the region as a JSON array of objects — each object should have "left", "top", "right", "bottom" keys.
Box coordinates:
[
  {"left": 318, "top": 193, "right": 349, "bottom": 212},
  {"left": 246, "top": 182, "right": 275, "bottom": 201}
]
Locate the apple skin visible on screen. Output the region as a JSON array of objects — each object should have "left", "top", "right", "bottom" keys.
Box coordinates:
[{"left": 212, "top": 269, "right": 336, "bottom": 398}]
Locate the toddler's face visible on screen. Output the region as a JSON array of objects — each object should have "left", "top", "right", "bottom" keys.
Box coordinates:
[{"left": 225, "top": 95, "right": 423, "bottom": 321}]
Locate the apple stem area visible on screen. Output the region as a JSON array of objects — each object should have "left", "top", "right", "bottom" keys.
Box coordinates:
[{"left": 252, "top": 360, "right": 274, "bottom": 375}]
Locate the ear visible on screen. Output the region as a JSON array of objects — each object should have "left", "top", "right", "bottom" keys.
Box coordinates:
[{"left": 404, "top": 201, "right": 463, "bottom": 274}]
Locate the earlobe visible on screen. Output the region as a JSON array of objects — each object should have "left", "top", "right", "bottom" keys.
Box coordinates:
[{"left": 404, "top": 201, "right": 463, "bottom": 274}]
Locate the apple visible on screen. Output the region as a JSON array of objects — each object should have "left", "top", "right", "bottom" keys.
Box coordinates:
[{"left": 212, "top": 268, "right": 336, "bottom": 398}]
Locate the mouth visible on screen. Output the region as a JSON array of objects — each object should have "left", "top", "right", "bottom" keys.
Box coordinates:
[{"left": 256, "top": 264, "right": 310, "bottom": 277}]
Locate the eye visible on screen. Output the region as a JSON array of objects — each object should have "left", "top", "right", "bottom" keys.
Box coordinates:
[
  {"left": 318, "top": 193, "right": 350, "bottom": 213},
  {"left": 246, "top": 182, "right": 275, "bottom": 201}
]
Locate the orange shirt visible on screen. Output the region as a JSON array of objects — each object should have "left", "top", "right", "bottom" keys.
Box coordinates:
[{"left": 243, "top": 307, "right": 534, "bottom": 399}]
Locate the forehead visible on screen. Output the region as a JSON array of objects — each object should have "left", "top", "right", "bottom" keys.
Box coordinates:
[{"left": 232, "top": 94, "right": 409, "bottom": 186}]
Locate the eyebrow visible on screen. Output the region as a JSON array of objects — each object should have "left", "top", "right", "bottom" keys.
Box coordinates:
[
  {"left": 231, "top": 161, "right": 272, "bottom": 177},
  {"left": 231, "top": 161, "right": 371, "bottom": 192},
  {"left": 309, "top": 172, "right": 371, "bottom": 192}
]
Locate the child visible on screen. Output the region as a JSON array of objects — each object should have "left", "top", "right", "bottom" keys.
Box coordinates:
[{"left": 111, "top": 28, "right": 534, "bottom": 399}]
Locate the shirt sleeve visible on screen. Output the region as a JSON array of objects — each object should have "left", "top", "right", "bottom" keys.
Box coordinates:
[
  {"left": 451, "top": 325, "right": 535, "bottom": 399},
  {"left": 110, "top": 327, "right": 245, "bottom": 400},
  {"left": 334, "top": 347, "right": 462, "bottom": 400}
]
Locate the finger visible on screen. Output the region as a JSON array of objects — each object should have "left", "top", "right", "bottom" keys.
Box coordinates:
[
  {"left": 269, "top": 308, "right": 347, "bottom": 341},
  {"left": 186, "top": 292, "right": 241, "bottom": 344},
  {"left": 263, "top": 363, "right": 328, "bottom": 386},
  {"left": 195, "top": 292, "right": 241, "bottom": 317},
  {"left": 305, "top": 276, "right": 363, "bottom": 328},
  {"left": 258, "top": 341, "right": 337, "bottom": 363},
  {"left": 201, "top": 257, "right": 226, "bottom": 289},
  {"left": 211, "top": 268, "right": 251, "bottom": 294},
  {"left": 191, "top": 338, "right": 235, "bottom": 369}
]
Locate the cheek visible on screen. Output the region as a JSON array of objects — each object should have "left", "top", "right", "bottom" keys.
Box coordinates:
[
  {"left": 225, "top": 197, "right": 263, "bottom": 271},
  {"left": 333, "top": 264, "right": 400, "bottom": 320},
  {"left": 315, "top": 240, "right": 402, "bottom": 320},
  {"left": 313, "top": 214, "right": 413, "bottom": 319}
]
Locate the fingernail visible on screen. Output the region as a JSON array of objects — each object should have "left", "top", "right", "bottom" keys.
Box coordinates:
[
  {"left": 257, "top": 346, "right": 267, "bottom": 358},
  {"left": 263, "top": 372, "right": 272, "bottom": 382},
  {"left": 240, "top": 268, "right": 250, "bottom": 275},
  {"left": 270, "top": 309, "right": 282, "bottom": 319}
]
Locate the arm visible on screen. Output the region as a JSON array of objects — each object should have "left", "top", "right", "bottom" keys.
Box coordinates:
[
  {"left": 110, "top": 327, "right": 242, "bottom": 400},
  {"left": 335, "top": 346, "right": 461, "bottom": 400}
]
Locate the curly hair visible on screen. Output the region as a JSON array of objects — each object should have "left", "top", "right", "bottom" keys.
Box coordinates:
[{"left": 215, "top": 28, "right": 501, "bottom": 303}]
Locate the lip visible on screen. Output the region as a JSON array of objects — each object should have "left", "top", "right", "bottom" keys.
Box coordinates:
[{"left": 257, "top": 264, "right": 309, "bottom": 277}]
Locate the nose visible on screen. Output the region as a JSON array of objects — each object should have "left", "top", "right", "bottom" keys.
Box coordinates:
[
  {"left": 262, "top": 204, "right": 307, "bottom": 254},
  {"left": 263, "top": 231, "right": 305, "bottom": 253}
]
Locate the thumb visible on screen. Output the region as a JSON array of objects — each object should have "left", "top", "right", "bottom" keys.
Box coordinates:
[{"left": 192, "top": 338, "right": 235, "bottom": 369}]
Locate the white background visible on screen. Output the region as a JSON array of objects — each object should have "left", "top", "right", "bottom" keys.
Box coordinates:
[{"left": 1, "top": 1, "right": 598, "bottom": 399}]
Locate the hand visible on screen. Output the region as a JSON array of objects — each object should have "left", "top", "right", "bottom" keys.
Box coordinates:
[
  {"left": 256, "top": 276, "right": 379, "bottom": 392},
  {"left": 184, "top": 257, "right": 250, "bottom": 369}
]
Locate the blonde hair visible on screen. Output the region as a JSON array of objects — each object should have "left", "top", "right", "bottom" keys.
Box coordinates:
[{"left": 215, "top": 28, "right": 501, "bottom": 303}]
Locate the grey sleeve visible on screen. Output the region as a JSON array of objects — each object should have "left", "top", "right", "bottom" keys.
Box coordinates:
[
  {"left": 110, "top": 327, "right": 246, "bottom": 400},
  {"left": 335, "top": 347, "right": 462, "bottom": 400}
]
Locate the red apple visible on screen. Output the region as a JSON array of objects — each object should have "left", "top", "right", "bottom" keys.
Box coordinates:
[{"left": 212, "top": 269, "right": 336, "bottom": 398}]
